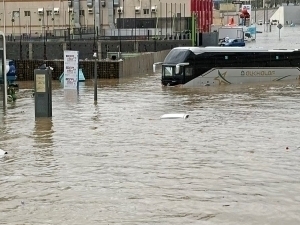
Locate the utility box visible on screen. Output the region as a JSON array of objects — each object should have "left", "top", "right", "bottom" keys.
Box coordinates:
[{"left": 34, "top": 67, "right": 52, "bottom": 117}]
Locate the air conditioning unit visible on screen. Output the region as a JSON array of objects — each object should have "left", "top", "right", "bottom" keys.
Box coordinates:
[
  {"left": 68, "top": 7, "right": 73, "bottom": 13},
  {"left": 117, "top": 7, "right": 123, "bottom": 14},
  {"left": 38, "top": 8, "right": 44, "bottom": 15},
  {"left": 68, "top": 0, "right": 72, "bottom": 7},
  {"left": 101, "top": 0, "right": 106, "bottom": 7},
  {"left": 151, "top": 6, "right": 157, "bottom": 13},
  {"left": 88, "top": 8, "right": 93, "bottom": 14},
  {"left": 53, "top": 8, "right": 60, "bottom": 15},
  {"left": 135, "top": 6, "right": 141, "bottom": 14}
]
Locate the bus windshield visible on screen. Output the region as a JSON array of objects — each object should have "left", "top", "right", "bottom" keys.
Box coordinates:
[
  {"left": 163, "top": 66, "right": 174, "bottom": 77},
  {"left": 163, "top": 49, "right": 192, "bottom": 64}
]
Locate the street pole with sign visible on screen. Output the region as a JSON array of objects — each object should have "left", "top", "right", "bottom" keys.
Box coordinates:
[{"left": 277, "top": 23, "right": 282, "bottom": 39}]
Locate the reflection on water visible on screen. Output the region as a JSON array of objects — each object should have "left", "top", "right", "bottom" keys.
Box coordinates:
[
  {"left": 33, "top": 118, "right": 54, "bottom": 150},
  {"left": 1, "top": 30, "right": 300, "bottom": 224}
]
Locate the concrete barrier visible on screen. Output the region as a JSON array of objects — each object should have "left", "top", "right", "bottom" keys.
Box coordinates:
[{"left": 120, "top": 50, "right": 170, "bottom": 77}]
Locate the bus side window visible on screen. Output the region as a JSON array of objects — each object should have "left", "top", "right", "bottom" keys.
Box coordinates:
[{"left": 185, "top": 67, "right": 193, "bottom": 77}]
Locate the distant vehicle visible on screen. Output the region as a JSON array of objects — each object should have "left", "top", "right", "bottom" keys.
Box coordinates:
[
  {"left": 220, "top": 38, "right": 245, "bottom": 47},
  {"left": 271, "top": 20, "right": 279, "bottom": 25},
  {"left": 6, "top": 60, "right": 17, "bottom": 83},
  {"left": 258, "top": 20, "right": 263, "bottom": 25},
  {"left": 0, "top": 59, "right": 17, "bottom": 86}
]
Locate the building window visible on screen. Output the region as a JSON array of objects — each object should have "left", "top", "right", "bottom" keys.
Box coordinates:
[
  {"left": 143, "top": 9, "right": 149, "bottom": 14},
  {"left": 12, "top": 11, "right": 20, "bottom": 18},
  {"left": 80, "top": 10, "right": 85, "bottom": 16},
  {"left": 46, "top": 10, "right": 52, "bottom": 16},
  {"left": 24, "top": 11, "right": 31, "bottom": 17}
]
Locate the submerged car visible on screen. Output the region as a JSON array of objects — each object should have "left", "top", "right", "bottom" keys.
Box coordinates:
[{"left": 219, "top": 38, "right": 245, "bottom": 47}]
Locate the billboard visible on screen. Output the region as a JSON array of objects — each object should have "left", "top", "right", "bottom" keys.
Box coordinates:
[{"left": 63, "top": 50, "right": 79, "bottom": 90}]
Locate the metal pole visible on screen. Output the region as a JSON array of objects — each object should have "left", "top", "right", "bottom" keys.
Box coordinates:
[
  {"left": 134, "top": 8, "right": 136, "bottom": 44},
  {"left": 180, "top": 3, "right": 182, "bottom": 37},
  {"left": 266, "top": 6, "right": 268, "bottom": 32},
  {"left": 165, "top": 3, "right": 167, "bottom": 39},
  {"left": 43, "top": 10, "right": 46, "bottom": 60},
  {"left": 52, "top": 0, "right": 54, "bottom": 32},
  {"left": 94, "top": 56, "right": 97, "bottom": 102},
  {"left": 3, "top": 0, "right": 5, "bottom": 34},
  {"left": 171, "top": 3, "right": 172, "bottom": 38},
  {"left": 255, "top": 0, "right": 257, "bottom": 23},
  {"left": 119, "top": 12, "right": 121, "bottom": 52},
  {"left": 160, "top": 1, "right": 162, "bottom": 38},
  {"left": 19, "top": 8, "right": 21, "bottom": 37},
  {"left": 226, "top": 0, "right": 228, "bottom": 24},
  {"left": 12, "top": 14, "right": 15, "bottom": 41},
  {"left": 69, "top": 11, "right": 71, "bottom": 50},
  {"left": 30, "top": 13, "right": 31, "bottom": 38},
  {"left": 0, "top": 31, "right": 7, "bottom": 108},
  {"left": 122, "top": 0, "right": 124, "bottom": 29}
]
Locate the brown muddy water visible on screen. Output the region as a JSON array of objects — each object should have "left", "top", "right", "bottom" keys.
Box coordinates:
[{"left": 1, "top": 27, "right": 300, "bottom": 224}]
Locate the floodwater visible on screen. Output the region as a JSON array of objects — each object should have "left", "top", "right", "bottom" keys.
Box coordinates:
[
  {"left": 1, "top": 28, "right": 300, "bottom": 224},
  {"left": 247, "top": 25, "right": 300, "bottom": 49}
]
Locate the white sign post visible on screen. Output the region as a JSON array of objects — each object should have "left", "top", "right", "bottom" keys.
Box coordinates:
[
  {"left": 63, "top": 50, "right": 79, "bottom": 90},
  {"left": 277, "top": 23, "right": 283, "bottom": 40}
]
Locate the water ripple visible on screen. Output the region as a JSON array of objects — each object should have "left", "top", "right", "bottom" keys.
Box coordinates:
[{"left": 1, "top": 30, "right": 300, "bottom": 223}]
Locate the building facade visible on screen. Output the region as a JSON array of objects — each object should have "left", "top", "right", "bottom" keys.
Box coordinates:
[{"left": 0, "top": 0, "right": 192, "bottom": 36}]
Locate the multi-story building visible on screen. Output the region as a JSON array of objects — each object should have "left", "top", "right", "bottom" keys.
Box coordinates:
[{"left": 0, "top": 0, "right": 194, "bottom": 37}]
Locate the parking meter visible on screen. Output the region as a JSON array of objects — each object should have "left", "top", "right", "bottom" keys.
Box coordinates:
[{"left": 34, "top": 66, "right": 52, "bottom": 117}]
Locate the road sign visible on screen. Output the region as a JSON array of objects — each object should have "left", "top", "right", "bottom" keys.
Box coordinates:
[{"left": 277, "top": 24, "right": 283, "bottom": 29}]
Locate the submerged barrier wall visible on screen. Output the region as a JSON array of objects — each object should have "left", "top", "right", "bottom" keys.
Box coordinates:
[
  {"left": 14, "top": 50, "right": 169, "bottom": 81},
  {"left": 119, "top": 50, "right": 170, "bottom": 77}
]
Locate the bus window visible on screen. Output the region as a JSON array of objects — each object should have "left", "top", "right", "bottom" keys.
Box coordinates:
[
  {"left": 163, "top": 66, "right": 174, "bottom": 77},
  {"left": 185, "top": 67, "right": 193, "bottom": 77}
]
